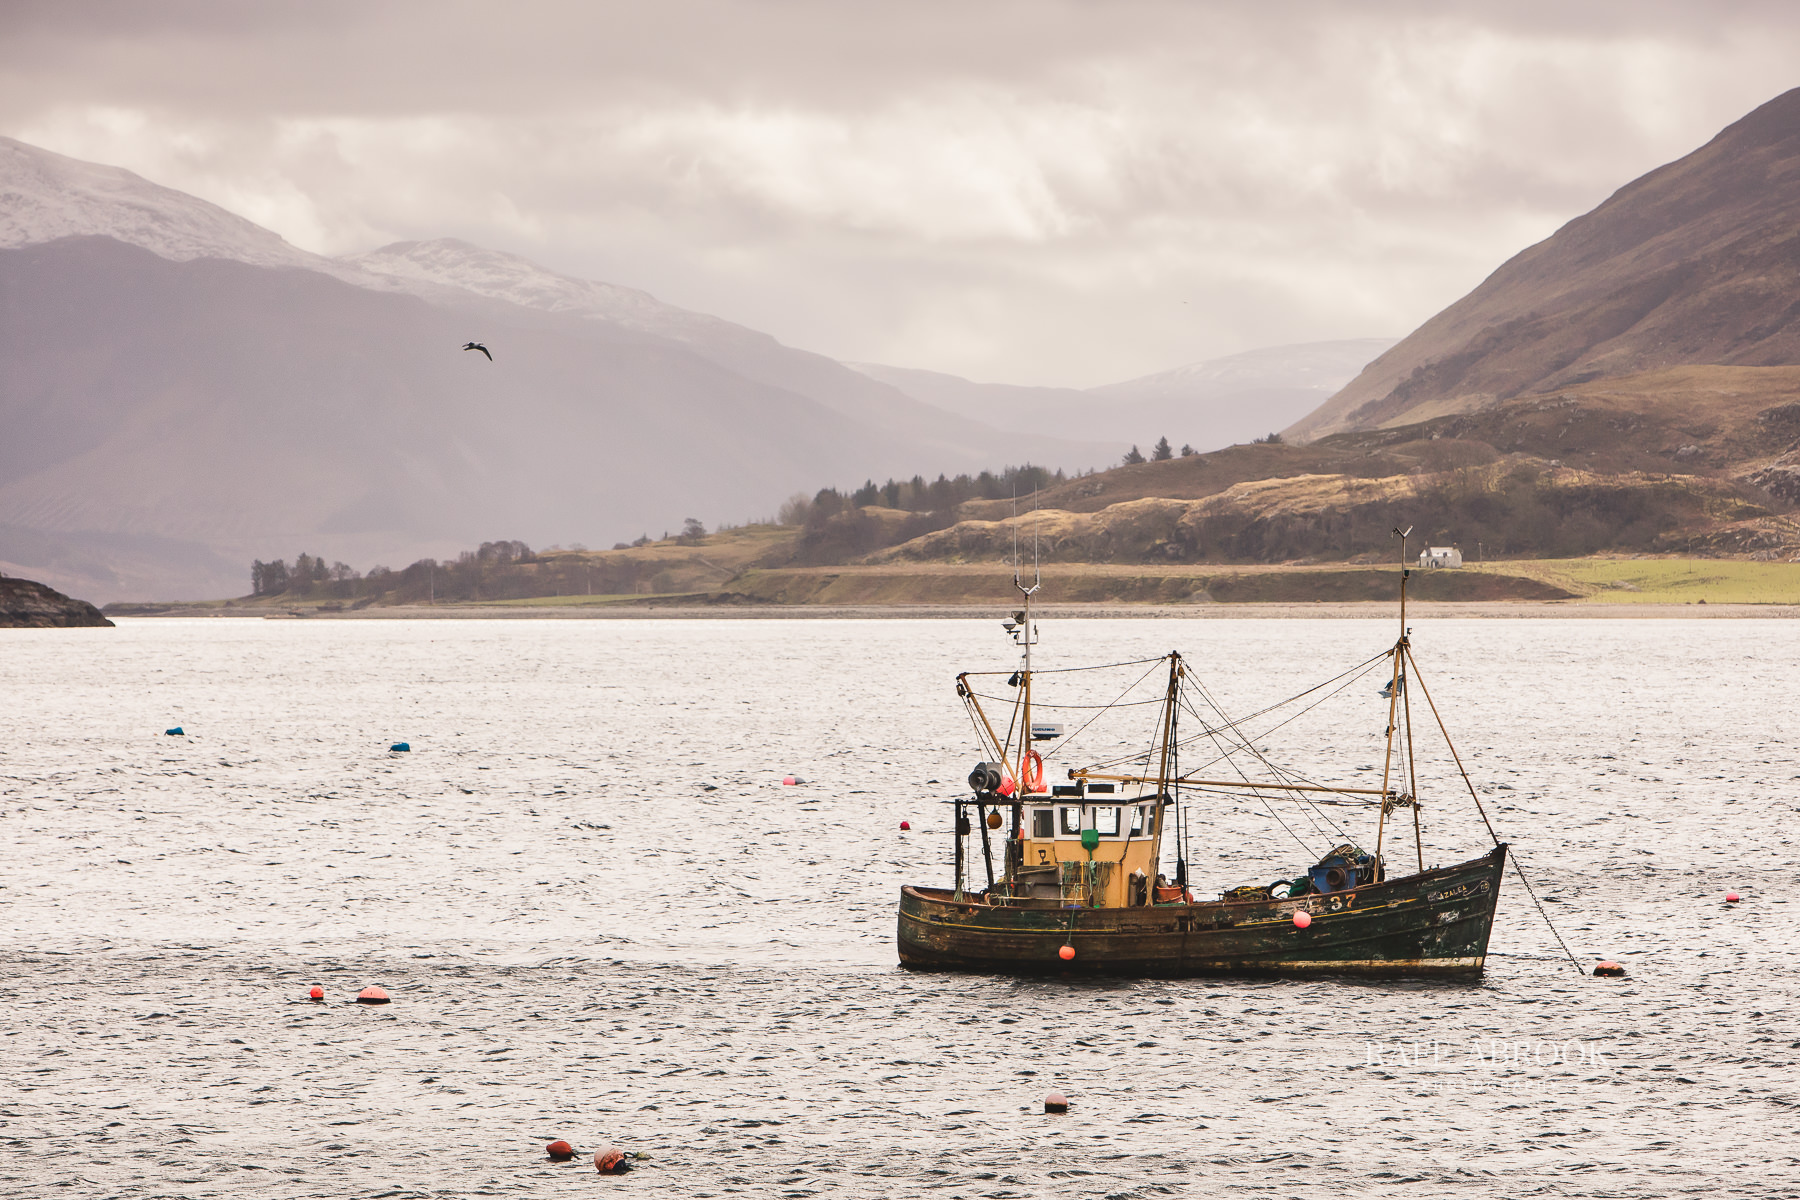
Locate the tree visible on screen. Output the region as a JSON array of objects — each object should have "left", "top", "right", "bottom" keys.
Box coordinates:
[
  {"left": 1180, "top": 444, "right": 1197, "bottom": 457},
  {"left": 1253, "top": 431, "right": 1284, "bottom": 445},
  {"left": 679, "top": 517, "right": 707, "bottom": 542},
  {"left": 251, "top": 558, "right": 289, "bottom": 597},
  {"left": 1122, "top": 445, "right": 1146, "bottom": 465},
  {"left": 851, "top": 479, "right": 880, "bottom": 507},
  {"left": 777, "top": 493, "right": 812, "bottom": 526},
  {"left": 1152, "top": 436, "right": 1173, "bottom": 461}
]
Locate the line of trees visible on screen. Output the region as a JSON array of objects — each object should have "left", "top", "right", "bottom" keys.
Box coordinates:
[
  {"left": 250, "top": 540, "right": 537, "bottom": 603},
  {"left": 780, "top": 464, "right": 1070, "bottom": 527},
  {"left": 1120, "top": 436, "right": 1201, "bottom": 465}
]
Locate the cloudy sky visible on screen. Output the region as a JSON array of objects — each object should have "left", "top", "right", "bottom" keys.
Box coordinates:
[{"left": 6, "top": 1, "right": 1799, "bottom": 386}]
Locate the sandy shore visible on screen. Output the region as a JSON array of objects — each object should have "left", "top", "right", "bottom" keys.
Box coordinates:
[{"left": 160, "top": 600, "right": 1800, "bottom": 620}]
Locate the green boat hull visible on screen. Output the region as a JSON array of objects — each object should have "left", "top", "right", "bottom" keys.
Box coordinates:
[{"left": 897, "top": 843, "right": 1507, "bottom": 979}]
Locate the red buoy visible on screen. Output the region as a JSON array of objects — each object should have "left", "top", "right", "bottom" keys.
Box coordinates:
[
  {"left": 899, "top": 820, "right": 910, "bottom": 831},
  {"left": 546, "top": 1140, "right": 574, "bottom": 1162},
  {"left": 308, "top": 985, "right": 324, "bottom": 1001},
  {"left": 1593, "top": 961, "right": 1626, "bottom": 977},
  {"left": 1044, "top": 1091, "right": 1069, "bottom": 1113},
  {"left": 1058, "top": 944, "right": 1075, "bottom": 961},
  {"left": 355, "top": 985, "right": 391, "bottom": 1004},
  {"left": 1293, "top": 910, "right": 1312, "bottom": 929},
  {"left": 1726, "top": 891, "right": 1741, "bottom": 903}
]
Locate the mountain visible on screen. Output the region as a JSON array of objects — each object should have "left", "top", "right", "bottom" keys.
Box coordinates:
[
  {"left": 0, "top": 138, "right": 1109, "bottom": 602},
  {"left": 851, "top": 338, "right": 1394, "bottom": 454},
  {"left": 1292, "top": 87, "right": 1800, "bottom": 441}
]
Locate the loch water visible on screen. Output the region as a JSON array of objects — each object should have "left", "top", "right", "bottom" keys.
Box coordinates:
[{"left": 2, "top": 616, "right": 1796, "bottom": 1198}]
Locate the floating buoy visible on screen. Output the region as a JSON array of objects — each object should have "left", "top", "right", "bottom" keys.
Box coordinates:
[
  {"left": 546, "top": 1140, "right": 575, "bottom": 1162},
  {"left": 595, "top": 1146, "right": 629, "bottom": 1173},
  {"left": 1058, "top": 944, "right": 1075, "bottom": 961},
  {"left": 165, "top": 727, "right": 184, "bottom": 736},
  {"left": 1593, "top": 961, "right": 1626, "bottom": 977},
  {"left": 1044, "top": 1091, "right": 1069, "bottom": 1113},
  {"left": 308, "top": 985, "right": 324, "bottom": 1001},
  {"left": 1293, "top": 910, "right": 1312, "bottom": 929},
  {"left": 1726, "top": 891, "right": 1741, "bottom": 903},
  {"left": 782, "top": 775, "right": 805, "bottom": 785},
  {"left": 389, "top": 742, "right": 410, "bottom": 753},
  {"left": 355, "top": 985, "right": 391, "bottom": 1004},
  {"left": 899, "top": 820, "right": 911, "bottom": 831}
]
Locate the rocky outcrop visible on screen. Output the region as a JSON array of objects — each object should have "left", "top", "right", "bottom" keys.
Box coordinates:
[{"left": 0, "top": 576, "right": 114, "bottom": 627}]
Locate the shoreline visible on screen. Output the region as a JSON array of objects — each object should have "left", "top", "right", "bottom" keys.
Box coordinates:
[{"left": 114, "top": 600, "right": 1800, "bottom": 620}]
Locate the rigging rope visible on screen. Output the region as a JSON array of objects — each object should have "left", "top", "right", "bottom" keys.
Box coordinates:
[{"left": 1402, "top": 644, "right": 1586, "bottom": 977}]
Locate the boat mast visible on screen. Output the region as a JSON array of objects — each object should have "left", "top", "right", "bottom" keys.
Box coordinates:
[
  {"left": 1155, "top": 652, "right": 1182, "bottom": 892},
  {"left": 1375, "top": 526, "right": 1411, "bottom": 869},
  {"left": 1011, "top": 486, "right": 1042, "bottom": 891}
]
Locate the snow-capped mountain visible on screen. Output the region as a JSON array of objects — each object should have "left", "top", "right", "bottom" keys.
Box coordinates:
[
  {"left": 345, "top": 238, "right": 717, "bottom": 339},
  {"left": 0, "top": 136, "right": 1111, "bottom": 602}
]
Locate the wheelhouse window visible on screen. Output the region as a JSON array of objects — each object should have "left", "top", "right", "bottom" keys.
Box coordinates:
[
  {"left": 1060, "top": 807, "right": 1081, "bottom": 835},
  {"left": 1032, "top": 808, "right": 1055, "bottom": 838},
  {"left": 1094, "top": 806, "right": 1120, "bottom": 836},
  {"left": 1130, "top": 805, "right": 1146, "bottom": 836}
]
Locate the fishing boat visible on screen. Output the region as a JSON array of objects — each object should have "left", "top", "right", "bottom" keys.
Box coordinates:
[{"left": 897, "top": 531, "right": 1514, "bottom": 979}]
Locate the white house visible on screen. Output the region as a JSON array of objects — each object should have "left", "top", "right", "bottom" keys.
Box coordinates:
[{"left": 1418, "top": 546, "right": 1464, "bottom": 569}]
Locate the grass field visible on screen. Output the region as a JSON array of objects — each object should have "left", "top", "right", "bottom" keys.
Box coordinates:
[{"left": 1473, "top": 558, "right": 1800, "bottom": 605}]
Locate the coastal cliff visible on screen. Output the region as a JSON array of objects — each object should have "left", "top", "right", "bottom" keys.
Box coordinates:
[{"left": 0, "top": 576, "right": 114, "bottom": 627}]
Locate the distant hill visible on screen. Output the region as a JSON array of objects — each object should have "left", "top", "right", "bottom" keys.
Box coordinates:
[
  {"left": 851, "top": 338, "right": 1395, "bottom": 454},
  {"left": 146, "top": 365, "right": 1799, "bottom": 615},
  {"left": 1291, "top": 88, "right": 1800, "bottom": 442},
  {"left": 0, "top": 137, "right": 1110, "bottom": 602}
]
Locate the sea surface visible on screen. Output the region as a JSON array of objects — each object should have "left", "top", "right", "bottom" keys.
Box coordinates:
[{"left": 2, "top": 616, "right": 1796, "bottom": 1198}]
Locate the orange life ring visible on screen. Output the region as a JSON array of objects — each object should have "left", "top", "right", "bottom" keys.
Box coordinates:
[{"left": 1023, "top": 750, "right": 1045, "bottom": 793}]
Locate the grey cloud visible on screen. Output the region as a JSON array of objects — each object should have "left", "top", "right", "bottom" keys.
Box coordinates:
[{"left": 6, "top": 1, "right": 1800, "bottom": 383}]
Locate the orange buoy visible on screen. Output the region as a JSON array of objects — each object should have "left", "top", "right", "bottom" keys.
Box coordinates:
[
  {"left": 1058, "top": 944, "right": 1075, "bottom": 961},
  {"left": 899, "top": 820, "right": 910, "bottom": 831},
  {"left": 355, "top": 985, "right": 391, "bottom": 1004},
  {"left": 595, "top": 1146, "right": 629, "bottom": 1173},
  {"left": 308, "top": 985, "right": 324, "bottom": 1001},
  {"left": 1593, "top": 961, "right": 1626, "bottom": 977},
  {"left": 1292, "top": 910, "right": 1312, "bottom": 929},
  {"left": 546, "top": 1140, "right": 575, "bottom": 1162},
  {"left": 1044, "top": 1091, "right": 1069, "bottom": 1113},
  {"left": 1726, "top": 891, "right": 1741, "bottom": 903}
]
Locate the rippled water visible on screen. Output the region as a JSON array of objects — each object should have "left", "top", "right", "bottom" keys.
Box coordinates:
[{"left": 3, "top": 616, "right": 1796, "bottom": 1198}]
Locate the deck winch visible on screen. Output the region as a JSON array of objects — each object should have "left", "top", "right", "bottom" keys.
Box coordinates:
[
  {"left": 968, "top": 761, "right": 1005, "bottom": 793},
  {"left": 1307, "top": 844, "right": 1379, "bottom": 894}
]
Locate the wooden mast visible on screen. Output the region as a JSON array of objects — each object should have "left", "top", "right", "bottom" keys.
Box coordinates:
[{"left": 1375, "top": 526, "right": 1411, "bottom": 869}]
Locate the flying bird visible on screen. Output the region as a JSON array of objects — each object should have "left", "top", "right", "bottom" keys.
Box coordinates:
[{"left": 463, "top": 342, "right": 492, "bottom": 361}]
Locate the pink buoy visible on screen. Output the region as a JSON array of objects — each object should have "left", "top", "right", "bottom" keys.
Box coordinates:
[
  {"left": 1293, "top": 910, "right": 1312, "bottom": 929},
  {"left": 1044, "top": 1091, "right": 1069, "bottom": 1113},
  {"left": 899, "top": 820, "right": 910, "bottom": 831},
  {"left": 782, "top": 775, "right": 796, "bottom": 785},
  {"left": 1726, "top": 891, "right": 1741, "bottom": 903},
  {"left": 595, "top": 1146, "right": 629, "bottom": 1173},
  {"left": 355, "top": 985, "right": 391, "bottom": 1005},
  {"left": 1058, "top": 944, "right": 1075, "bottom": 961}
]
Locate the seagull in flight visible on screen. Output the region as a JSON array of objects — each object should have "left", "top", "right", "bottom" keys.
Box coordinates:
[{"left": 462, "top": 342, "right": 493, "bottom": 361}]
